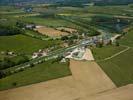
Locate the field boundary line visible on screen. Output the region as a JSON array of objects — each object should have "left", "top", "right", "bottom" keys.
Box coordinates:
[{"left": 97, "top": 46, "right": 130, "bottom": 62}]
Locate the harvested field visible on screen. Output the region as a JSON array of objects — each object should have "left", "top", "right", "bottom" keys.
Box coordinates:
[
  {"left": 56, "top": 27, "right": 77, "bottom": 33},
  {"left": 83, "top": 84, "right": 133, "bottom": 100},
  {"left": 69, "top": 60, "right": 116, "bottom": 96},
  {"left": 0, "top": 60, "right": 133, "bottom": 100},
  {"left": 0, "top": 76, "right": 80, "bottom": 100},
  {"left": 35, "top": 26, "right": 68, "bottom": 37}
]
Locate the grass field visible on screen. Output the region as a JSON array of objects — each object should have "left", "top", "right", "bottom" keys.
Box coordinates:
[
  {"left": 87, "top": 6, "right": 133, "bottom": 16},
  {"left": 0, "top": 34, "right": 60, "bottom": 54},
  {"left": 93, "top": 29, "right": 133, "bottom": 87},
  {"left": 98, "top": 48, "right": 133, "bottom": 87},
  {"left": 0, "top": 59, "right": 71, "bottom": 90},
  {"left": 119, "top": 29, "right": 133, "bottom": 47},
  {"left": 20, "top": 16, "right": 78, "bottom": 28},
  {"left": 92, "top": 45, "right": 126, "bottom": 61},
  {"left": 92, "top": 47, "right": 133, "bottom": 87}
]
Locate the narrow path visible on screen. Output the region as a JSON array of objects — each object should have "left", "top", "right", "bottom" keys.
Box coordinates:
[{"left": 97, "top": 46, "right": 130, "bottom": 62}]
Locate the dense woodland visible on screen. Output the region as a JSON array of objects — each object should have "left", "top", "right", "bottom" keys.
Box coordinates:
[{"left": 0, "top": 24, "right": 24, "bottom": 36}]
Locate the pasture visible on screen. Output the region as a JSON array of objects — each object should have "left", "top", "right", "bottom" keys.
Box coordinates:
[
  {"left": 92, "top": 45, "right": 126, "bottom": 61},
  {"left": 93, "top": 29, "right": 133, "bottom": 87},
  {"left": 20, "top": 16, "right": 78, "bottom": 28},
  {"left": 0, "top": 59, "right": 71, "bottom": 90},
  {"left": 98, "top": 48, "right": 133, "bottom": 87},
  {"left": 0, "top": 34, "right": 60, "bottom": 54},
  {"left": 119, "top": 29, "right": 133, "bottom": 47}
]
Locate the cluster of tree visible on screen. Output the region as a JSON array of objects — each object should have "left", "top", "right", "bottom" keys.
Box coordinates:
[
  {"left": 87, "top": 29, "right": 100, "bottom": 36},
  {"left": 91, "top": 16, "right": 130, "bottom": 24},
  {"left": 61, "top": 34, "right": 78, "bottom": 41},
  {"left": 16, "top": 21, "right": 26, "bottom": 28},
  {"left": 0, "top": 24, "right": 24, "bottom": 36},
  {"left": 0, "top": 55, "right": 29, "bottom": 79},
  {"left": 59, "top": 16, "right": 100, "bottom": 36},
  {"left": 0, "top": 55, "right": 29, "bottom": 70},
  {"left": 61, "top": 34, "right": 78, "bottom": 46}
]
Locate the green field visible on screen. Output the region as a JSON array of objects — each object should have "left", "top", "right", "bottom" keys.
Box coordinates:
[
  {"left": 0, "top": 4, "right": 133, "bottom": 90},
  {"left": 0, "top": 59, "right": 71, "bottom": 90},
  {"left": 98, "top": 48, "right": 133, "bottom": 87},
  {"left": 87, "top": 6, "right": 133, "bottom": 16},
  {"left": 0, "top": 34, "right": 60, "bottom": 54},
  {"left": 20, "top": 16, "right": 78, "bottom": 28},
  {"left": 92, "top": 45, "right": 126, "bottom": 61},
  {"left": 119, "top": 29, "right": 133, "bottom": 47},
  {"left": 93, "top": 29, "right": 133, "bottom": 87},
  {"left": 93, "top": 46, "right": 133, "bottom": 87}
]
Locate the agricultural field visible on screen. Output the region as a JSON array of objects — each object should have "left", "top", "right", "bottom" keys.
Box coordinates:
[
  {"left": 119, "top": 29, "right": 133, "bottom": 47},
  {"left": 0, "top": 34, "right": 61, "bottom": 54},
  {"left": 92, "top": 45, "right": 126, "bottom": 61},
  {"left": 0, "top": 2, "right": 133, "bottom": 94},
  {"left": 98, "top": 48, "right": 133, "bottom": 87},
  {"left": 20, "top": 16, "right": 79, "bottom": 28},
  {"left": 86, "top": 6, "right": 133, "bottom": 16},
  {"left": 35, "top": 26, "right": 68, "bottom": 37},
  {"left": 0, "top": 1, "right": 133, "bottom": 100},
  {"left": 69, "top": 60, "right": 116, "bottom": 96},
  {"left": 92, "top": 29, "right": 133, "bottom": 87},
  {"left": 0, "top": 59, "right": 71, "bottom": 90}
]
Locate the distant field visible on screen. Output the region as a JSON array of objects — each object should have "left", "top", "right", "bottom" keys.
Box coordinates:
[
  {"left": 87, "top": 6, "right": 133, "bottom": 16},
  {"left": 20, "top": 16, "right": 78, "bottom": 28},
  {"left": 0, "top": 34, "right": 60, "bottom": 54},
  {"left": 36, "top": 26, "right": 68, "bottom": 37},
  {"left": 58, "top": 5, "right": 133, "bottom": 18},
  {"left": 0, "top": 60, "right": 71, "bottom": 90}
]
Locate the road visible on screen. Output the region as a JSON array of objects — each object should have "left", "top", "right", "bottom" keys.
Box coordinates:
[
  {"left": 3, "top": 42, "right": 82, "bottom": 72},
  {"left": 3, "top": 27, "right": 112, "bottom": 73}
]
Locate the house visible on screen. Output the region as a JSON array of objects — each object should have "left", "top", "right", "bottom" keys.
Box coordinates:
[
  {"left": 60, "top": 58, "right": 66, "bottom": 63},
  {"left": 111, "top": 34, "right": 122, "bottom": 43},
  {"left": 32, "top": 49, "right": 47, "bottom": 59},
  {"left": 25, "top": 24, "right": 36, "bottom": 29},
  {"left": 24, "top": 7, "right": 33, "bottom": 13}
]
